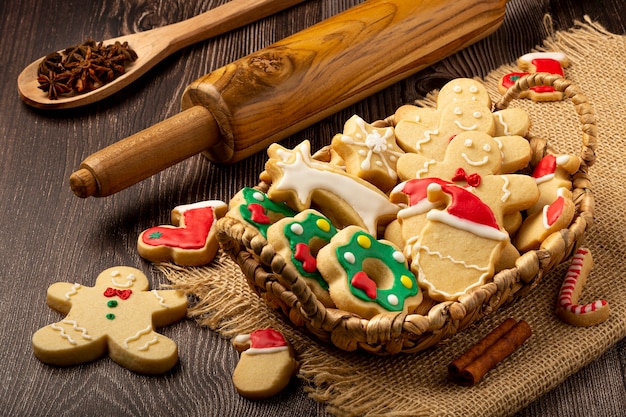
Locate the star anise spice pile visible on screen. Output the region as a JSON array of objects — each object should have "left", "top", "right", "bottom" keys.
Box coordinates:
[{"left": 36, "top": 39, "right": 138, "bottom": 99}]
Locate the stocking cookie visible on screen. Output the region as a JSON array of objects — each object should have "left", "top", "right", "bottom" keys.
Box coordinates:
[
  {"left": 331, "top": 114, "right": 405, "bottom": 191},
  {"left": 393, "top": 78, "right": 531, "bottom": 162},
  {"left": 226, "top": 187, "right": 296, "bottom": 238},
  {"left": 267, "top": 209, "right": 337, "bottom": 307},
  {"left": 408, "top": 182, "right": 509, "bottom": 301},
  {"left": 499, "top": 52, "right": 569, "bottom": 101},
  {"left": 138, "top": 200, "right": 227, "bottom": 266},
  {"left": 264, "top": 140, "right": 399, "bottom": 235},
  {"left": 232, "top": 328, "right": 298, "bottom": 400},
  {"left": 317, "top": 226, "right": 422, "bottom": 319},
  {"left": 556, "top": 248, "right": 609, "bottom": 327},
  {"left": 32, "top": 266, "right": 188, "bottom": 374}
]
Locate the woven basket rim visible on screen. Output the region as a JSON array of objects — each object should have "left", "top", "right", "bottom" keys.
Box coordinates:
[{"left": 216, "top": 73, "right": 597, "bottom": 354}]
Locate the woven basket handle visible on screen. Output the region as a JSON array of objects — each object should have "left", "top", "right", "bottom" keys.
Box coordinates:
[{"left": 494, "top": 72, "right": 598, "bottom": 168}]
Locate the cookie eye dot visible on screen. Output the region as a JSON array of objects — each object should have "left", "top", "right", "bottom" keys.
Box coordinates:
[
  {"left": 473, "top": 111, "right": 482, "bottom": 118},
  {"left": 483, "top": 144, "right": 491, "bottom": 152},
  {"left": 464, "top": 139, "right": 473, "bottom": 147},
  {"left": 453, "top": 85, "right": 462, "bottom": 93},
  {"left": 454, "top": 107, "right": 462, "bottom": 115},
  {"left": 469, "top": 86, "right": 478, "bottom": 93}
]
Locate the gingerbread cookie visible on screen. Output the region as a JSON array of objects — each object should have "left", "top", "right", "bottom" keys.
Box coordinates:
[
  {"left": 527, "top": 153, "right": 580, "bottom": 216},
  {"left": 232, "top": 328, "right": 298, "bottom": 400},
  {"left": 32, "top": 266, "right": 188, "bottom": 374},
  {"left": 317, "top": 226, "right": 422, "bottom": 319},
  {"left": 226, "top": 187, "right": 296, "bottom": 238},
  {"left": 407, "top": 182, "right": 509, "bottom": 301},
  {"left": 331, "top": 114, "right": 405, "bottom": 192},
  {"left": 138, "top": 200, "right": 227, "bottom": 266},
  {"left": 393, "top": 78, "right": 531, "bottom": 163},
  {"left": 267, "top": 209, "right": 337, "bottom": 307},
  {"left": 499, "top": 52, "right": 569, "bottom": 101},
  {"left": 556, "top": 248, "right": 609, "bottom": 327},
  {"left": 264, "top": 140, "right": 399, "bottom": 235}
]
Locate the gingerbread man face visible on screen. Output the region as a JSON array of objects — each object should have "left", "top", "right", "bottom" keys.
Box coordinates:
[
  {"left": 393, "top": 78, "right": 530, "bottom": 162},
  {"left": 32, "top": 266, "right": 188, "bottom": 374}
]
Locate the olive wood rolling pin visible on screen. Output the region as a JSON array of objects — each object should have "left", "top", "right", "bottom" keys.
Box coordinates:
[{"left": 70, "top": 0, "right": 508, "bottom": 198}]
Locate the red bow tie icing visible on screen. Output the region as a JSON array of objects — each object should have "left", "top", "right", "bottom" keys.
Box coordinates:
[
  {"left": 452, "top": 167, "right": 481, "bottom": 187},
  {"left": 103, "top": 287, "right": 132, "bottom": 300}
]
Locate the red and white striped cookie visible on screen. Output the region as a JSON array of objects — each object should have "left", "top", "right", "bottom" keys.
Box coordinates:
[{"left": 556, "top": 248, "right": 609, "bottom": 327}]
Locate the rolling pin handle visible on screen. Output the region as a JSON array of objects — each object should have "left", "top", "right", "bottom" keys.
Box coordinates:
[{"left": 69, "top": 105, "right": 222, "bottom": 198}]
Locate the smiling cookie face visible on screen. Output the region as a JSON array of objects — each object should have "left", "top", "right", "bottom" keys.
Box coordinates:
[{"left": 445, "top": 132, "right": 502, "bottom": 176}]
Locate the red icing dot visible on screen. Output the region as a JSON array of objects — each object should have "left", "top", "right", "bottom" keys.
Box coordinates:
[
  {"left": 249, "top": 329, "right": 287, "bottom": 349},
  {"left": 351, "top": 271, "right": 377, "bottom": 300},
  {"left": 294, "top": 243, "right": 317, "bottom": 273},
  {"left": 248, "top": 203, "right": 270, "bottom": 224}
]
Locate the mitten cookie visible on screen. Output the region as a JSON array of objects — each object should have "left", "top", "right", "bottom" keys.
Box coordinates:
[
  {"left": 317, "top": 226, "right": 422, "bottom": 319},
  {"left": 264, "top": 140, "right": 399, "bottom": 235},
  {"left": 32, "top": 266, "right": 188, "bottom": 374},
  {"left": 138, "top": 200, "right": 227, "bottom": 266},
  {"left": 232, "top": 329, "right": 298, "bottom": 400}
]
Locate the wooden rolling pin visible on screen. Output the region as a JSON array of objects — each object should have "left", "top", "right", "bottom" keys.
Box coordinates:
[{"left": 70, "top": 0, "right": 508, "bottom": 198}]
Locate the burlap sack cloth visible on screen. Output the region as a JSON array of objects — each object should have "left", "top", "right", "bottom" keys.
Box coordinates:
[{"left": 159, "top": 20, "right": 626, "bottom": 417}]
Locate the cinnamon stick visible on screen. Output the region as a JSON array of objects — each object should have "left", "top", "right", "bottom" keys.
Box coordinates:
[{"left": 448, "top": 318, "right": 532, "bottom": 386}]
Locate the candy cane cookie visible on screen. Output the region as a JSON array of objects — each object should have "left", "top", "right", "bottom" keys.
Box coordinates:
[
  {"left": 317, "top": 226, "right": 422, "bottom": 319},
  {"left": 138, "top": 200, "right": 227, "bottom": 266},
  {"left": 556, "top": 248, "right": 609, "bottom": 327}
]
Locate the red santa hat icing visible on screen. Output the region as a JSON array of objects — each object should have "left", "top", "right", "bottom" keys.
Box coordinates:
[
  {"left": 234, "top": 329, "right": 289, "bottom": 355},
  {"left": 426, "top": 183, "right": 508, "bottom": 241},
  {"left": 392, "top": 178, "right": 453, "bottom": 219},
  {"left": 532, "top": 154, "right": 571, "bottom": 184}
]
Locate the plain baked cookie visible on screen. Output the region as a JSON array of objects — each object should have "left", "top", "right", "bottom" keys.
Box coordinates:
[{"left": 32, "top": 266, "right": 188, "bottom": 374}]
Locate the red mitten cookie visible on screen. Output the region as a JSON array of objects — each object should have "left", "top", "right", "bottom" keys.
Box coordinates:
[{"left": 32, "top": 266, "right": 188, "bottom": 374}]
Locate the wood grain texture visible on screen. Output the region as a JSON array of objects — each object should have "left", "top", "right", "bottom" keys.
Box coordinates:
[{"left": 0, "top": 0, "right": 624, "bottom": 416}]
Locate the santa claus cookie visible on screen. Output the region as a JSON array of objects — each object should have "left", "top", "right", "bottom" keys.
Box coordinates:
[
  {"left": 393, "top": 78, "right": 531, "bottom": 167},
  {"left": 138, "top": 200, "right": 227, "bottom": 266},
  {"left": 232, "top": 328, "right": 298, "bottom": 400},
  {"left": 32, "top": 266, "right": 188, "bottom": 374}
]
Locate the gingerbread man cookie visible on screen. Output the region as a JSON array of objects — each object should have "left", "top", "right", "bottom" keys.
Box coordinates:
[
  {"left": 393, "top": 78, "right": 531, "bottom": 164},
  {"left": 407, "top": 182, "right": 509, "bottom": 301},
  {"left": 138, "top": 200, "right": 227, "bottom": 266},
  {"left": 32, "top": 266, "right": 188, "bottom": 374},
  {"left": 232, "top": 328, "right": 298, "bottom": 400},
  {"left": 499, "top": 52, "right": 569, "bottom": 101},
  {"left": 331, "top": 114, "right": 405, "bottom": 192},
  {"left": 264, "top": 140, "right": 399, "bottom": 235}
]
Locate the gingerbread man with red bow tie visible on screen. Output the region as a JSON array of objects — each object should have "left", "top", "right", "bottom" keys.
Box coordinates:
[{"left": 32, "top": 266, "right": 188, "bottom": 374}]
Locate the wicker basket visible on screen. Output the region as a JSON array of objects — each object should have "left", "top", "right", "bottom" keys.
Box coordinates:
[{"left": 216, "top": 72, "right": 597, "bottom": 354}]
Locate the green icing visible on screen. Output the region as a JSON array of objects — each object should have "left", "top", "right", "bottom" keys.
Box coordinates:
[
  {"left": 284, "top": 212, "right": 337, "bottom": 290},
  {"left": 336, "top": 230, "right": 418, "bottom": 311},
  {"left": 238, "top": 187, "right": 296, "bottom": 238}
]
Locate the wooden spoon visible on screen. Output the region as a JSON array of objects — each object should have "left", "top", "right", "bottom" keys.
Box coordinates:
[{"left": 17, "top": 0, "right": 305, "bottom": 109}]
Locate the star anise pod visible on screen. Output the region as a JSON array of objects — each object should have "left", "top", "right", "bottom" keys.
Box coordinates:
[{"left": 37, "top": 71, "right": 72, "bottom": 99}]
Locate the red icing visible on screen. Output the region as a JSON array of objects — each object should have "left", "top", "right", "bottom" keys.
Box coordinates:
[
  {"left": 440, "top": 183, "right": 500, "bottom": 230},
  {"left": 501, "top": 72, "right": 528, "bottom": 89},
  {"left": 142, "top": 206, "right": 215, "bottom": 250},
  {"left": 104, "top": 288, "right": 132, "bottom": 300},
  {"left": 531, "top": 58, "right": 564, "bottom": 76},
  {"left": 249, "top": 329, "right": 287, "bottom": 349},
  {"left": 351, "top": 271, "right": 377, "bottom": 300},
  {"left": 532, "top": 154, "right": 557, "bottom": 179},
  {"left": 451, "top": 167, "right": 481, "bottom": 187},
  {"left": 399, "top": 178, "right": 453, "bottom": 206},
  {"left": 545, "top": 196, "right": 565, "bottom": 227},
  {"left": 294, "top": 243, "right": 317, "bottom": 273},
  {"left": 247, "top": 203, "right": 270, "bottom": 224}
]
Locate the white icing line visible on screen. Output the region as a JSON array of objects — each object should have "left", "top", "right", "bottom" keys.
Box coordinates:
[
  {"left": 137, "top": 337, "right": 159, "bottom": 351},
  {"left": 51, "top": 323, "right": 76, "bottom": 345},
  {"left": 64, "top": 283, "right": 81, "bottom": 300},
  {"left": 112, "top": 273, "right": 136, "bottom": 288},
  {"left": 123, "top": 325, "right": 152, "bottom": 349},
  {"left": 151, "top": 290, "right": 169, "bottom": 308},
  {"left": 62, "top": 319, "right": 92, "bottom": 340}
]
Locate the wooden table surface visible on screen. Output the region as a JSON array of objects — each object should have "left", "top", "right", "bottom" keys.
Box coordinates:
[{"left": 1, "top": 0, "right": 624, "bottom": 415}]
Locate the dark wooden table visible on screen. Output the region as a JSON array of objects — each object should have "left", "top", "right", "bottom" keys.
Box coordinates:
[{"left": 1, "top": 0, "right": 624, "bottom": 415}]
